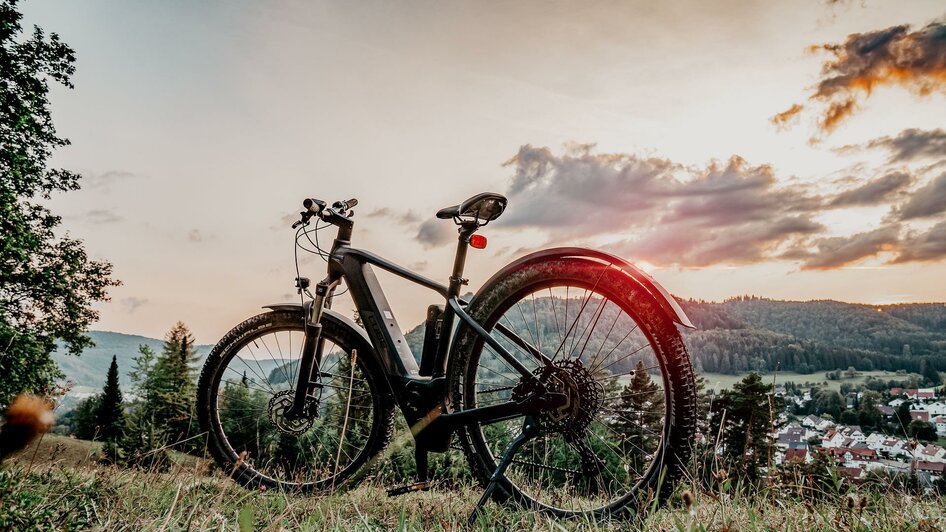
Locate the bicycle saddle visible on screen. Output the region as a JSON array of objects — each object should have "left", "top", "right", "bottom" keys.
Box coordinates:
[{"left": 436, "top": 192, "right": 508, "bottom": 223}]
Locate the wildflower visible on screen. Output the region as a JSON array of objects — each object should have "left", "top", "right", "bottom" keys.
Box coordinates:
[
  {"left": 682, "top": 490, "right": 695, "bottom": 515},
  {"left": 0, "top": 394, "right": 54, "bottom": 460}
]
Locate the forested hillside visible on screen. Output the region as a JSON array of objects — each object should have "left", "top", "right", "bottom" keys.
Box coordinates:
[
  {"left": 403, "top": 297, "right": 946, "bottom": 378},
  {"left": 680, "top": 297, "right": 946, "bottom": 375}
]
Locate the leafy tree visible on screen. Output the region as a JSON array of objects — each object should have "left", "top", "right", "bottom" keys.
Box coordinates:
[
  {"left": 70, "top": 395, "right": 101, "bottom": 440},
  {"left": 0, "top": 0, "right": 118, "bottom": 408},
  {"left": 920, "top": 359, "right": 942, "bottom": 386},
  {"left": 95, "top": 355, "right": 124, "bottom": 441},
  {"left": 839, "top": 409, "right": 858, "bottom": 425},
  {"left": 894, "top": 401, "right": 913, "bottom": 435},
  {"left": 908, "top": 419, "right": 937, "bottom": 442},
  {"left": 811, "top": 389, "right": 843, "bottom": 421},
  {"left": 856, "top": 391, "right": 883, "bottom": 431}
]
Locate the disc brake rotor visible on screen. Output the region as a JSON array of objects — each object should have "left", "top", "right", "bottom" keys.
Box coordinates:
[{"left": 268, "top": 390, "right": 316, "bottom": 435}]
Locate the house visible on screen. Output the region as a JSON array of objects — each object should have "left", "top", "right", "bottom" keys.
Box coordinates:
[
  {"left": 878, "top": 406, "right": 895, "bottom": 417},
  {"left": 784, "top": 446, "right": 811, "bottom": 464},
  {"left": 819, "top": 447, "right": 878, "bottom": 467},
  {"left": 914, "top": 461, "right": 946, "bottom": 479},
  {"left": 837, "top": 466, "right": 865, "bottom": 480},
  {"left": 933, "top": 416, "right": 946, "bottom": 436},
  {"left": 802, "top": 415, "right": 823, "bottom": 428},
  {"left": 914, "top": 444, "right": 946, "bottom": 463},
  {"left": 910, "top": 410, "right": 930, "bottom": 422},
  {"left": 893, "top": 389, "right": 937, "bottom": 401},
  {"left": 889, "top": 398, "right": 907, "bottom": 408}
]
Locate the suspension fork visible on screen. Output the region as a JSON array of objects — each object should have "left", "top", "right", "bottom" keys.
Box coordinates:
[{"left": 285, "top": 277, "right": 339, "bottom": 420}]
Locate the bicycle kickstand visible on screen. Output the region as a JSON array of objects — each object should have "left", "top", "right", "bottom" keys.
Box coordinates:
[{"left": 467, "top": 416, "right": 540, "bottom": 526}]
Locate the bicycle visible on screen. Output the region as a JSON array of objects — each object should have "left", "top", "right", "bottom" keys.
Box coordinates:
[{"left": 197, "top": 192, "right": 698, "bottom": 522}]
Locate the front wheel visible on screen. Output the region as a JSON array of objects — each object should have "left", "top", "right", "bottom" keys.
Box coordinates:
[
  {"left": 197, "top": 310, "right": 395, "bottom": 492},
  {"left": 449, "top": 258, "right": 697, "bottom": 517}
]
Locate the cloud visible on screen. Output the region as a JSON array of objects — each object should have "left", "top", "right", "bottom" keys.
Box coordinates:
[
  {"left": 828, "top": 171, "right": 913, "bottom": 207},
  {"left": 83, "top": 170, "right": 136, "bottom": 189},
  {"left": 863, "top": 128, "right": 946, "bottom": 162},
  {"left": 792, "top": 225, "right": 901, "bottom": 270},
  {"left": 415, "top": 219, "right": 455, "bottom": 248},
  {"left": 896, "top": 172, "right": 946, "bottom": 220},
  {"left": 892, "top": 221, "right": 946, "bottom": 263},
  {"left": 770, "top": 103, "right": 804, "bottom": 129},
  {"left": 81, "top": 209, "right": 122, "bottom": 224},
  {"left": 120, "top": 297, "right": 149, "bottom": 313},
  {"left": 499, "top": 144, "right": 834, "bottom": 267},
  {"left": 778, "top": 20, "right": 946, "bottom": 134},
  {"left": 188, "top": 229, "right": 211, "bottom": 242},
  {"left": 366, "top": 208, "right": 422, "bottom": 224}
]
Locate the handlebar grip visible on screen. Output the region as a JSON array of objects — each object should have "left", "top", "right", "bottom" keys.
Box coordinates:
[
  {"left": 303, "top": 198, "right": 326, "bottom": 214},
  {"left": 335, "top": 198, "right": 358, "bottom": 211}
]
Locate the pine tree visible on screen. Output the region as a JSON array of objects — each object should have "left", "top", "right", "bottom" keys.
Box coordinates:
[
  {"left": 920, "top": 359, "right": 942, "bottom": 387},
  {"left": 95, "top": 355, "right": 124, "bottom": 441},
  {"left": 612, "top": 361, "right": 664, "bottom": 470},
  {"left": 707, "top": 372, "right": 778, "bottom": 480},
  {"left": 125, "top": 322, "right": 201, "bottom": 455}
]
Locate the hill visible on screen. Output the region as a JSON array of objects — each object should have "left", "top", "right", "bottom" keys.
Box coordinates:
[
  {"left": 681, "top": 298, "right": 946, "bottom": 377},
  {"left": 59, "top": 298, "right": 946, "bottom": 394},
  {"left": 52, "top": 331, "right": 213, "bottom": 393}
]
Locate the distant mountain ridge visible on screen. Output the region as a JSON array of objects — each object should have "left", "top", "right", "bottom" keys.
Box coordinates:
[
  {"left": 53, "top": 331, "right": 214, "bottom": 391},
  {"left": 59, "top": 298, "right": 946, "bottom": 392},
  {"left": 679, "top": 298, "right": 946, "bottom": 375}
]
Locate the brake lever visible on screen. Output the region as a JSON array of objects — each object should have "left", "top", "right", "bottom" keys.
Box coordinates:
[{"left": 291, "top": 211, "right": 311, "bottom": 229}]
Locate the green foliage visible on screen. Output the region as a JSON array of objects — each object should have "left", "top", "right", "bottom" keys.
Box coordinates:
[
  {"left": 680, "top": 299, "right": 946, "bottom": 377},
  {"left": 70, "top": 394, "right": 101, "bottom": 440},
  {"left": 708, "top": 372, "right": 779, "bottom": 480},
  {"left": 0, "top": 0, "right": 119, "bottom": 408},
  {"left": 117, "top": 323, "right": 201, "bottom": 466},
  {"left": 908, "top": 419, "right": 938, "bottom": 442},
  {"left": 96, "top": 355, "right": 124, "bottom": 441},
  {"left": 612, "top": 360, "right": 663, "bottom": 469}
]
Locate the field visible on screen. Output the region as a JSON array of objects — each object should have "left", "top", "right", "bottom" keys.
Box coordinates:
[
  {"left": 3, "top": 434, "right": 945, "bottom": 531},
  {"left": 696, "top": 370, "right": 916, "bottom": 392}
]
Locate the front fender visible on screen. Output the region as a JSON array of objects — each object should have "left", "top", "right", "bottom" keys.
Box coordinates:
[{"left": 476, "top": 247, "right": 694, "bottom": 328}]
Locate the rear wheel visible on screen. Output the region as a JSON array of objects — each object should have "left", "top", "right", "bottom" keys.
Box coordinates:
[
  {"left": 197, "top": 310, "right": 395, "bottom": 492},
  {"left": 449, "top": 258, "right": 696, "bottom": 517}
]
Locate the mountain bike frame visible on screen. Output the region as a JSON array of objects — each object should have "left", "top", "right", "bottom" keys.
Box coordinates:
[
  {"left": 271, "top": 198, "right": 693, "bottom": 503},
  {"left": 276, "top": 206, "right": 559, "bottom": 459}
]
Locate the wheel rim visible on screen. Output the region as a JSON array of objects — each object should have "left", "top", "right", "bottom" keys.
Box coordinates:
[
  {"left": 211, "top": 324, "right": 377, "bottom": 488},
  {"left": 468, "top": 280, "right": 669, "bottom": 513}
]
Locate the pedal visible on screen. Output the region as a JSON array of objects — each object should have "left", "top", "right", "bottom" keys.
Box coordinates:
[{"left": 386, "top": 481, "right": 432, "bottom": 497}]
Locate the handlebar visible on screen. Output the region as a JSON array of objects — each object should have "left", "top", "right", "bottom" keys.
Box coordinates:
[{"left": 292, "top": 197, "right": 358, "bottom": 229}]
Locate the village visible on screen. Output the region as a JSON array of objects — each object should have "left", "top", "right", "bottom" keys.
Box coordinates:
[{"left": 773, "top": 386, "right": 946, "bottom": 488}]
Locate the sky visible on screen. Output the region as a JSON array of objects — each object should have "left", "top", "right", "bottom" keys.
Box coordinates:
[{"left": 19, "top": 0, "right": 946, "bottom": 343}]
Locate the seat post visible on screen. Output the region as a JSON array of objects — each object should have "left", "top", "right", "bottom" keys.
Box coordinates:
[{"left": 447, "top": 223, "right": 477, "bottom": 298}]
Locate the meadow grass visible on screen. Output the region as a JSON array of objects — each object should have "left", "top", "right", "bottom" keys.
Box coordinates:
[{"left": 2, "top": 435, "right": 945, "bottom": 531}]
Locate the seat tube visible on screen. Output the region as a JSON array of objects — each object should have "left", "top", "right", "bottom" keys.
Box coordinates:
[{"left": 431, "top": 224, "right": 475, "bottom": 377}]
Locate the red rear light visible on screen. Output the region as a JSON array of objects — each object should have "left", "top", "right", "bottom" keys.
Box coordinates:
[{"left": 470, "top": 235, "right": 487, "bottom": 249}]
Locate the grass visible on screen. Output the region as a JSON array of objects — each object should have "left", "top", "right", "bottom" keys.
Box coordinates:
[
  {"left": 696, "top": 370, "right": 920, "bottom": 392},
  {"left": 2, "top": 435, "right": 945, "bottom": 531}
]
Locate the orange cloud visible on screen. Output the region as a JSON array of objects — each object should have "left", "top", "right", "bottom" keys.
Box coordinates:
[
  {"left": 770, "top": 103, "right": 804, "bottom": 129},
  {"left": 779, "top": 20, "right": 946, "bottom": 135}
]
